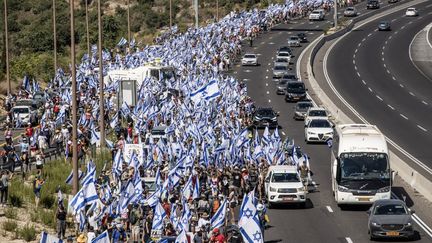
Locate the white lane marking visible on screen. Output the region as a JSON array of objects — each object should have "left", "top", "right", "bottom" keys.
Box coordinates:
[
  {"left": 362, "top": 80, "right": 366, "bottom": 85},
  {"left": 260, "top": 42, "right": 265, "bottom": 45},
  {"left": 386, "top": 69, "right": 390, "bottom": 74},
  {"left": 281, "top": 131, "right": 286, "bottom": 136},
  {"left": 368, "top": 33, "right": 372, "bottom": 37},
  {"left": 315, "top": 25, "right": 319, "bottom": 28},
  {"left": 400, "top": 114, "right": 409, "bottom": 120},
  {"left": 265, "top": 83, "right": 268, "bottom": 86},
  {"left": 382, "top": 57, "right": 384, "bottom": 61},
  {"left": 256, "top": 54, "right": 262, "bottom": 56},
  {"left": 383, "top": 63, "right": 386, "bottom": 68},
  {"left": 355, "top": 48, "right": 358, "bottom": 53},
  {"left": 234, "top": 71, "right": 238, "bottom": 74},
  {"left": 388, "top": 104, "right": 395, "bottom": 110},
  {"left": 268, "top": 63, "right": 271, "bottom": 66},
  {"left": 362, "top": 38, "right": 366, "bottom": 42},
  {"left": 326, "top": 206, "right": 334, "bottom": 213},
  {"left": 268, "top": 99, "right": 271, "bottom": 103},
  {"left": 422, "top": 100, "right": 428, "bottom": 105},
  {"left": 376, "top": 95, "right": 383, "bottom": 101},
  {"left": 345, "top": 237, "right": 353, "bottom": 243},
  {"left": 385, "top": 40, "right": 388, "bottom": 45},
  {"left": 391, "top": 18, "right": 397, "bottom": 22},
  {"left": 269, "top": 42, "right": 275, "bottom": 45},
  {"left": 287, "top": 32, "right": 292, "bottom": 34},
  {"left": 382, "top": 51, "right": 384, "bottom": 55},
  {"left": 353, "top": 54, "right": 355, "bottom": 59},
  {"left": 271, "top": 57, "right": 274, "bottom": 60},
  {"left": 382, "top": 45, "right": 385, "bottom": 50},
  {"left": 357, "top": 43, "right": 361, "bottom": 47},
  {"left": 356, "top": 71, "right": 360, "bottom": 77},
  {"left": 354, "top": 66, "right": 358, "bottom": 70},
  {"left": 266, "top": 69, "right": 269, "bottom": 72},
  {"left": 400, "top": 84, "right": 404, "bottom": 88},
  {"left": 242, "top": 79, "right": 250, "bottom": 82},
  {"left": 409, "top": 92, "right": 415, "bottom": 96},
  {"left": 245, "top": 69, "right": 252, "bottom": 73},
  {"left": 265, "top": 76, "right": 269, "bottom": 79},
  {"left": 389, "top": 35, "right": 392, "bottom": 39},
  {"left": 353, "top": 60, "right": 356, "bottom": 64},
  {"left": 266, "top": 91, "right": 270, "bottom": 94},
  {"left": 392, "top": 76, "right": 396, "bottom": 80},
  {"left": 417, "top": 125, "right": 428, "bottom": 132},
  {"left": 368, "top": 87, "right": 373, "bottom": 92}
]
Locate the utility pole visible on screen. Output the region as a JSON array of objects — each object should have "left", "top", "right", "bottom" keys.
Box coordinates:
[
  {"left": 85, "top": 0, "right": 90, "bottom": 56},
  {"left": 216, "top": 0, "right": 219, "bottom": 22},
  {"left": 70, "top": 0, "right": 79, "bottom": 195},
  {"left": 194, "top": 0, "right": 198, "bottom": 28},
  {"left": 98, "top": 0, "right": 105, "bottom": 148},
  {"left": 334, "top": 0, "right": 338, "bottom": 28},
  {"left": 127, "top": 0, "right": 131, "bottom": 44},
  {"left": 53, "top": 0, "right": 57, "bottom": 71},
  {"left": 4, "top": 0, "right": 10, "bottom": 95},
  {"left": 169, "top": 0, "right": 172, "bottom": 29}
]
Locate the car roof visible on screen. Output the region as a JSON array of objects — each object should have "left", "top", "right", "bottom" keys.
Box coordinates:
[
  {"left": 244, "top": 53, "right": 256, "bottom": 56},
  {"left": 308, "top": 107, "right": 326, "bottom": 111},
  {"left": 373, "top": 199, "right": 406, "bottom": 206},
  {"left": 268, "top": 165, "right": 298, "bottom": 173}
]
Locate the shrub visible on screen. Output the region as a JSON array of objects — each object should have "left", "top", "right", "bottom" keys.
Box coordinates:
[
  {"left": 39, "top": 209, "right": 55, "bottom": 228},
  {"left": 9, "top": 193, "right": 23, "bottom": 207},
  {"left": 2, "top": 220, "right": 17, "bottom": 232},
  {"left": 40, "top": 195, "right": 55, "bottom": 209},
  {"left": 4, "top": 208, "right": 17, "bottom": 219},
  {"left": 30, "top": 212, "right": 39, "bottom": 222},
  {"left": 19, "top": 224, "right": 36, "bottom": 242}
]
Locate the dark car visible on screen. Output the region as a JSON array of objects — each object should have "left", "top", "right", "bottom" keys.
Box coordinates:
[
  {"left": 367, "top": 199, "right": 415, "bottom": 240},
  {"left": 367, "top": 0, "right": 380, "bottom": 9},
  {"left": 32, "top": 91, "right": 46, "bottom": 108},
  {"left": 293, "top": 100, "right": 314, "bottom": 120},
  {"left": 278, "top": 46, "right": 293, "bottom": 55},
  {"left": 378, "top": 21, "right": 391, "bottom": 31},
  {"left": 285, "top": 81, "right": 307, "bottom": 102},
  {"left": 297, "top": 33, "right": 308, "bottom": 43},
  {"left": 388, "top": 0, "right": 398, "bottom": 3},
  {"left": 253, "top": 107, "right": 278, "bottom": 128},
  {"left": 281, "top": 73, "right": 297, "bottom": 81}
]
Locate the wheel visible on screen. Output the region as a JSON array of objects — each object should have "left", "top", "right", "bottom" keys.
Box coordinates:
[
  {"left": 299, "top": 202, "right": 306, "bottom": 208},
  {"left": 267, "top": 202, "right": 273, "bottom": 209}
]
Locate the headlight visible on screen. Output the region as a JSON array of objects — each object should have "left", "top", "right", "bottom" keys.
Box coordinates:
[
  {"left": 269, "top": 187, "right": 276, "bottom": 192},
  {"left": 372, "top": 222, "right": 381, "bottom": 227},
  {"left": 271, "top": 117, "right": 277, "bottom": 121},
  {"left": 297, "top": 187, "right": 304, "bottom": 192},
  {"left": 377, "top": 186, "right": 390, "bottom": 193},
  {"left": 307, "top": 131, "right": 315, "bottom": 135},
  {"left": 254, "top": 116, "right": 261, "bottom": 120},
  {"left": 338, "top": 185, "right": 350, "bottom": 192}
]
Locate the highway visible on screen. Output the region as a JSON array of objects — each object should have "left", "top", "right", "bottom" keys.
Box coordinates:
[
  {"left": 230, "top": 1, "right": 432, "bottom": 242},
  {"left": 325, "top": 0, "right": 432, "bottom": 176}
]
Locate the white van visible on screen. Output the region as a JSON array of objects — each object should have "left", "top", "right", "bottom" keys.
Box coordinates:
[{"left": 264, "top": 165, "right": 307, "bottom": 208}]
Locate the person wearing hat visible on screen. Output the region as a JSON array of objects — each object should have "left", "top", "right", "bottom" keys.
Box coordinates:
[
  {"left": 197, "top": 212, "right": 210, "bottom": 229},
  {"left": 54, "top": 129, "right": 63, "bottom": 155},
  {"left": 33, "top": 175, "right": 44, "bottom": 208},
  {"left": 76, "top": 233, "right": 87, "bottom": 243},
  {"left": 210, "top": 228, "right": 226, "bottom": 243}
]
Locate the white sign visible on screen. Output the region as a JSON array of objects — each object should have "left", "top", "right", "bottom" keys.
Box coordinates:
[{"left": 123, "top": 143, "right": 144, "bottom": 165}]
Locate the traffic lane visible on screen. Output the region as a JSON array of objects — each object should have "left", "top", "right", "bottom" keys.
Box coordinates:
[
  {"left": 235, "top": 20, "right": 352, "bottom": 242},
  {"left": 327, "top": 3, "right": 432, "bottom": 172}
]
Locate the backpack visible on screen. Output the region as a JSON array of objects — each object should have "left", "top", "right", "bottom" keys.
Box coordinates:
[{"left": 130, "top": 211, "right": 138, "bottom": 225}]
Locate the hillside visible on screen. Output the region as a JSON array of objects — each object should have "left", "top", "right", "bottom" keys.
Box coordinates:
[{"left": 0, "top": 0, "right": 285, "bottom": 94}]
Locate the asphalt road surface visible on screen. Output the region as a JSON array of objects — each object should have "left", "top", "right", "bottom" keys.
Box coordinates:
[
  {"left": 326, "top": 1, "right": 432, "bottom": 176},
  {"left": 231, "top": 2, "right": 432, "bottom": 243}
]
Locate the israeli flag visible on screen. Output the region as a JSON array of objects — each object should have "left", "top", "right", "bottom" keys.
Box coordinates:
[
  {"left": 211, "top": 199, "right": 227, "bottom": 230},
  {"left": 152, "top": 202, "right": 167, "bottom": 231},
  {"left": 110, "top": 112, "right": 119, "bottom": 129},
  {"left": 117, "top": 37, "right": 128, "bottom": 47},
  {"left": 90, "top": 128, "right": 100, "bottom": 145},
  {"left": 91, "top": 230, "right": 110, "bottom": 243},
  {"left": 65, "top": 169, "right": 83, "bottom": 185},
  {"left": 40, "top": 231, "right": 63, "bottom": 243},
  {"left": 68, "top": 180, "right": 99, "bottom": 214},
  {"left": 326, "top": 138, "right": 333, "bottom": 148},
  {"left": 238, "top": 190, "right": 263, "bottom": 243},
  {"left": 175, "top": 230, "right": 188, "bottom": 243},
  {"left": 204, "top": 80, "right": 221, "bottom": 101},
  {"left": 192, "top": 176, "right": 200, "bottom": 200},
  {"left": 22, "top": 76, "right": 30, "bottom": 92}
]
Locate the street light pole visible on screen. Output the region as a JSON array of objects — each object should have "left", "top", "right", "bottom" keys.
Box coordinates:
[
  {"left": 98, "top": 0, "right": 105, "bottom": 148},
  {"left": 4, "top": 0, "right": 10, "bottom": 95},
  {"left": 216, "top": 0, "right": 219, "bottom": 22},
  {"left": 127, "top": 0, "right": 131, "bottom": 44},
  {"left": 70, "top": 0, "right": 79, "bottom": 195},
  {"left": 85, "top": 0, "right": 90, "bottom": 56},
  {"left": 53, "top": 0, "right": 57, "bottom": 71},
  {"left": 194, "top": 0, "right": 198, "bottom": 28},
  {"left": 334, "top": 0, "right": 338, "bottom": 28}
]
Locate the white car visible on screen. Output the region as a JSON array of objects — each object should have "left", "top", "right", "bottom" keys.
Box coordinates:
[
  {"left": 287, "top": 36, "right": 301, "bottom": 47},
  {"left": 241, "top": 53, "right": 258, "bottom": 66},
  {"left": 11, "top": 105, "right": 38, "bottom": 126},
  {"left": 264, "top": 165, "right": 307, "bottom": 208},
  {"left": 304, "top": 107, "right": 330, "bottom": 125},
  {"left": 405, "top": 8, "right": 418, "bottom": 17},
  {"left": 304, "top": 118, "right": 334, "bottom": 143},
  {"left": 309, "top": 10, "right": 324, "bottom": 21},
  {"left": 343, "top": 7, "right": 358, "bottom": 17}
]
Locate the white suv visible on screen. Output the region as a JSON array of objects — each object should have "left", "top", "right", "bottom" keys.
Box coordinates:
[
  {"left": 309, "top": 10, "right": 324, "bottom": 21},
  {"left": 304, "top": 118, "right": 334, "bottom": 143},
  {"left": 265, "top": 165, "right": 307, "bottom": 208},
  {"left": 304, "top": 107, "right": 330, "bottom": 125}
]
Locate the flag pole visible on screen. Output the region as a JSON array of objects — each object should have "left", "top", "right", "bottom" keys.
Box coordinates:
[
  {"left": 4, "top": 0, "right": 11, "bottom": 95},
  {"left": 70, "top": 0, "right": 79, "bottom": 195},
  {"left": 98, "top": 0, "right": 105, "bottom": 148},
  {"left": 53, "top": 0, "right": 57, "bottom": 71}
]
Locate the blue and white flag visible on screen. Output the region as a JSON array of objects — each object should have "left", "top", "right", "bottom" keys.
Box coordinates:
[
  {"left": 192, "top": 176, "right": 200, "bottom": 200},
  {"left": 117, "top": 37, "right": 128, "bottom": 47},
  {"left": 175, "top": 230, "right": 188, "bottom": 243},
  {"left": 65, "top": 169, "right": 83, "bottom": 185},
  {"left": 22, "top": 76, "right": 31, "bottom": 92},
  {"left": 90, "top": 128, "right": 100, "bottom": 145},
  {"left": 211, "top": 199, "right": 227, "bottom": 230},
  {"left": 40, "top": 231, "right": 63, "bottom": 243},
  {"left": 152, "top": 202, "right": 167, "bottom": 231},
  {"left": 68, "top": 180, "right": 99, "bottom": 214},
  {"left": 238, "top": 190, "right": 263, "bottom": 243},
  {"left": 91, "top": 230, "right": 110, "bottom": 243}
]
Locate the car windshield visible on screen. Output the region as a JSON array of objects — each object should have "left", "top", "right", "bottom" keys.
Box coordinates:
[
  {"left": 289, "top": 37, "right": 299, "bottom": 41},
  {"left": 13, "top": 108, "right": 29, "bottom": 113},
  {"left": 276, "top": 59, "right": 288, "bottom": 63},
  {"left": 271, "top": 172, "right": 300, "bottom": 182},
  {"left": 278, "top": 52, "right": 290, "bottom": 57},
  {"left": 374, "top": 204, "right": 408, "bottom": 215},
  {"left": 244, "top": 54, "right": 256, "bottom": 58},
  {"left": 407, "top": 8, "right": 415, "bottom": 11},
  {"left": 283, "top": 74, "right": 297, "bottom": 80},
  {"left": 144, "top": 180, "right": 157, "bottom": 192},
  {"left": 287, "top": 83, "right": 304, "bottom": 89},
  {"left": 312, "top": 11, "right": 320, "bottom": 14},
  {"left": 297, "top": 102, "right": 313, "bottom": 109},
  {"left": 278, "top": 80, "right": 288, "bottom": 86},
  {"left": 309, "top": 119, "right": 331, "bottom": 128},
  {"left": 380, "top": 21, "right": 388, "bottom": 25},
  {"left": 340, "top": 153, "right": 390, "bottom": 180},
  {"left": 256, "top": 109, "right": 274, "bottom": 117},
  {"left": 346, "top": 7, "right": 354, "bottom": 11},
  {"left": 275, "top": 66, "right": 287, "bottom": 71},
  {"left": 309, "top": 110, "right": 327, "bottom": 116}
]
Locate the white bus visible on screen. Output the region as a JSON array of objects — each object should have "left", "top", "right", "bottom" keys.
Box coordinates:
[{"left": 331, "top": 124, "right": 391, "bottom": 205}]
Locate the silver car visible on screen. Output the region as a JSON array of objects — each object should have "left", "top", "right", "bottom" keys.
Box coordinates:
[
  {"left": 344, "top": 7, "right": 358, "bottom": 17},
  {"left": 287, "top": 36, "right": 300, "bottom": 47},
  {"left": 368, "top": 199, "right": 415, "bottom": 240},
  {"left": 273, "top": 65, "right": 290, "bottom": 79},
  {"left": 241, "top": 53, "right": 258, "bottom": 66},
  {"left": 276, "top": 79, "right": 289, "bottom": 95},
  {"left": 274, "top": 58, "right": 290, "bottom": 68}
]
